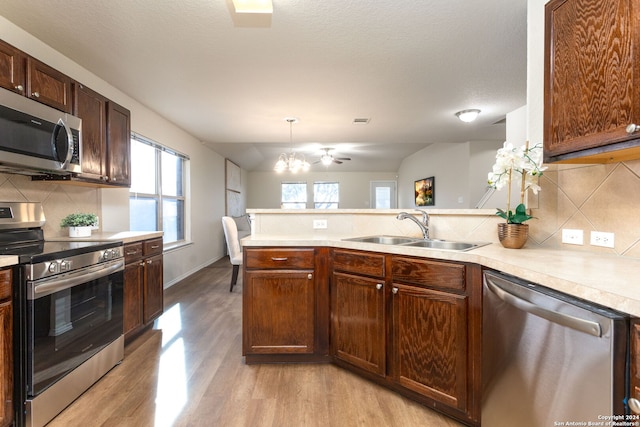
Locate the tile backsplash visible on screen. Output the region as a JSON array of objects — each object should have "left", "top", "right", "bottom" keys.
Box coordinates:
[
  {"left": 0, "top": 173, "right": 100, "bottom": 238},
  {"left": 530, "top": 158, "right": 640, "bottom": 258}
]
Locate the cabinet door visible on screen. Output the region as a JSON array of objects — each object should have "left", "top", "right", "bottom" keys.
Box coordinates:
[
  {"left": 123, "top": 261, "right": 143, "bottom": 338},
  {"left": 391, "top": 283, "right": 468, "bottom": 413},
  {"left": 143, "top": 253, "right": 163, "bottom": 324},
  {"left": 244, "top": 270, "right": 315, "bottom": 354},
  {"left": 331, "top": 272, "right": 386, "bottom": 376},
  {"left": 26, "top": 57, "right": 72, "bottom": 113},
  {"left": 631, "top": 320, "right": 640, "bottom": 414},
  {"left": 0, "top": 299, "right": 12, "bottom": 427},
  {"left": 544, "top": 0, "right": 640, "bottom": 163},
  {"left": 106, "top": 101, "right": 131, "bottom": 186},
  {"left": 73, "top": 83, "right": 107, "bottom": 181},
  {"left": 0, "top": 39, "right": 25, "bottom": 94}
]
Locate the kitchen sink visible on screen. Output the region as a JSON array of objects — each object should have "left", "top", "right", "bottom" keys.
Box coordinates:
[
  {"left": 343, "top": 235, "right": 420, "bottom": 245},
  {"left": 343, "top": 235, "right": 490, "bottom": 251},
  {"left": 401, "top": 240, "right": 489, "bottom": 251}
]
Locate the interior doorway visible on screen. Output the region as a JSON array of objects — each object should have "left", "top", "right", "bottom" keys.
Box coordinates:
[{"left": 370, "top": 181, "right": 397, "bottom": 209}]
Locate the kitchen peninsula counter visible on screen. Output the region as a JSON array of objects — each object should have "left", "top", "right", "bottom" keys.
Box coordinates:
[{"left": 242, "top": 233, "right": 640, "bottom": 317}]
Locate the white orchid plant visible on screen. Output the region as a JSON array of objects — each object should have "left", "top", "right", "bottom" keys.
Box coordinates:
[{"left": 487, "top": 141, "right": 546, "bottom": 224}]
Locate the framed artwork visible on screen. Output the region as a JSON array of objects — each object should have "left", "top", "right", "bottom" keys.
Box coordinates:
[{"left": 415, "top": 177, "right": 435, "bottom": 206}]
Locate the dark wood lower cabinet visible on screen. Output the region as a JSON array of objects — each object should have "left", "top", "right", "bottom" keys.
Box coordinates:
[
  {"left": 242, "top": 247, "right": 329, "bottom": 363},
  {"left": 0, "top": 268, "right": 13, "bottom": 427},
  {"left": 123, "top": 238, "right": 163, "bottom": 341},
  {"left": 244, "top": 247, "right": 481, "bottom": 426},
  {"left": 391, "top": 284, "right": 468, "bottom": 412}
]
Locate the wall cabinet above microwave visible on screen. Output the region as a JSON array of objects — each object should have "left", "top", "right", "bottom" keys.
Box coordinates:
[{"left": 0, "top": 40, "right": 72, "bottom": 113}]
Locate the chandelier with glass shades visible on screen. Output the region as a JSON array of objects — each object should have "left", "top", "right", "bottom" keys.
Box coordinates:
[{"left": 274, "top": 117, "right": 310, "bottom": 173}]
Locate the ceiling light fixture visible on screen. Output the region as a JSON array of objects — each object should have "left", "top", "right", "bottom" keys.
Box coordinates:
[
  {"left": 274, "top": 118, "right": 310, "bottom": 173},
  {"left": 455, "top": 109, "right": 481, "bottom": 123},
  {"left": 232, "top": 0, "right": 273, "bottom": 14},
  {"left": 321, "top": 152, "right": 333, "bottom": 166}
]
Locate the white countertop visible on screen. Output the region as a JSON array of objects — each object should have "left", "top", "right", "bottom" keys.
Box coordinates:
[
  {"left": 242, "top": 234, "right": 640, "bottom": 317},
  {"left": 47, "top": 231, "right": 163, "bottom": 244}
]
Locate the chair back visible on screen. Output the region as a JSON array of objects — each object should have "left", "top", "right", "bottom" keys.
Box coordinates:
[{"left": 222, "top": 216, "right": 243, "bottom": 265}]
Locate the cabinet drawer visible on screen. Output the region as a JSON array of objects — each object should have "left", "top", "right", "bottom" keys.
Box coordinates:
[
  {"left": 143, "top": 237, "right": 163, "bottom": 257},
  {"left": 332, "top": 249, "right": 385, "bottom": 278},
  {"left": 392, "top": 256, "right": 466, "bottom": 291},
  {"left": 0, "top": 268, "right": 10, "bottom": 301},
  {"left": 245, "top": 248, "right": 314, "bottom": 269},
  {"left": 124, "top": 242, "right": 143, "bottom": 264}
]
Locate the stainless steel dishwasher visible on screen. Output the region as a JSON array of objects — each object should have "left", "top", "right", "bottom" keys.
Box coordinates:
[{"left": 482, "top": 270, "right": 629, "bottom": 426}]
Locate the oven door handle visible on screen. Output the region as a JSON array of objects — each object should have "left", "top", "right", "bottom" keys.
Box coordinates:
[{"left": 28, "top": 259, "right": 124, "bottom": 300}]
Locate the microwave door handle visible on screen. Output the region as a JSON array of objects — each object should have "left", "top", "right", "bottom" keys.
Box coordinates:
[
  {"left": 29, "top": 260, "right": 124, "bottom": 300},
  {"left": 485, "top": 278, "right": 602, "bottom": 337},
  {"left": 56, "top": 118, "right": 74, "bottom": 168}
]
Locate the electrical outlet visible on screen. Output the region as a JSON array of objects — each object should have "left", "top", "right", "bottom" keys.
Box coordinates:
[
  {"left": 561, "top": 229, "right": 583, "bottom": 245},
  {"left": 590, "top": 231, "right": 615, "bottom": 248},
  {"left": 313, "top": 219, "right": 327, "bottom": 229}
]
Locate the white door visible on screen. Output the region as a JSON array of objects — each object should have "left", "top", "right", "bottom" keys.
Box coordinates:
[{"left": 370, "top": 181, "right": 397, "bottom": 208}]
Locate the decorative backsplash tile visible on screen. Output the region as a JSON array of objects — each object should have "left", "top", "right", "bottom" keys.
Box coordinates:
[
  {"left": 0, "top": 173, "right": 100, "bottom": 238},
  {"left": 530, "top": 159, "right": 640, "bottom": 258}
]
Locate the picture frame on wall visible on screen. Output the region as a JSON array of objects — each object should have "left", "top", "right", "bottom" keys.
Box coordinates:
[{"left": 415, "top": 177, "right": 435, "bottom": 206}]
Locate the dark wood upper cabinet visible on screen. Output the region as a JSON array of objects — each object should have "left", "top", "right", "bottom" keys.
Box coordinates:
[
  {"left": 26, "top": 57, "right": 72, "bottom": 113},
  {"left": 106, "top": 100, "right": 131, "bottom": 186},
  {"left": 0, "top": 39, "right": 25, "bottom": 95},
  {"left": 73, "top": 83, "right": 108, "bottom": 181},
  {"left": 544, "top": 0, "right": 640, "bottom": 163}
]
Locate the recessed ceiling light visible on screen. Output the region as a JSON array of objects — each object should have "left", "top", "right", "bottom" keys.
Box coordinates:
[
  {"left": 352, "top": 118, "right": 370, "bottom": 125},
  {"left": 232, "top": 0, "right": 273, "bottom": 14},
  {"left": 455, "top": 109, "right": 481, "bottom": 123}
]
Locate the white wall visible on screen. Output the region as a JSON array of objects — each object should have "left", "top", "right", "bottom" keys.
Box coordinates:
[
  {"left": 247, "top": 171, "right": 398, "bottom": 209},
  {"left": 0, "top": 16, "right": 228, "bottom": 287},
  {"left": 397, "top": 141, "right": 505, "bottom": 209},
  {"left": 527, "top": 0, "right": 548, "bottom": 144}
]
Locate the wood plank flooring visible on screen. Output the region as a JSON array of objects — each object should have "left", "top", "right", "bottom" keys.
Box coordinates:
[{"left": 47, "top": 258, "right": 464, "bottom": 427}]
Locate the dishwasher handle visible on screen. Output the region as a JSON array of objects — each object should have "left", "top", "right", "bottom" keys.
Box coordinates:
[{"left": 485, "top": 275, "right": 602, "bottom": 337}]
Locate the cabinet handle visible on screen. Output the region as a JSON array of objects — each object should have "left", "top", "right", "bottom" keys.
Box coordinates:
[
  {"left": 139, "top": 262, "right": 145, "bottom": 267},
  {"left": 126, "top": 251, "right": 139, "bottom": 256},
  {"left": 32, "top": 91, "right": 40, "bottom": 98},
  {"left": 307, "top": 274, "right": 313, "bottom": 280},
  {"left": 271, "top": 257, "right": 288, "bottom": 261},
  {"left": 15, "top": 84, "right": 23, "bottom": 91},
  {"left": 392, "top": 287, "right": 398, "bottom": 294},
  {"left": 151, "top": 245, "right": 160, "bottom": 249},
  {"left": 147, "top": 260, "right": 152, "bottom": 264},
  {"left": 627, "top": 124, "right": 640, "bottom": 134},
  {"left": 630, "top": 398, "right": 640, "bottom": 414},
  {"left": 376, "top": 283, "right": 383, "bottom": 290}
]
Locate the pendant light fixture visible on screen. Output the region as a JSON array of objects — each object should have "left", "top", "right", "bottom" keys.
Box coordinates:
[{"left": 274, "top": 118, "right": 310, "bottom": 173}]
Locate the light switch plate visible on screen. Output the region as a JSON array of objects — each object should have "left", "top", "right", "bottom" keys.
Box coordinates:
[{"left": 561, "top": 229, "right": 583, "bottom": 245}]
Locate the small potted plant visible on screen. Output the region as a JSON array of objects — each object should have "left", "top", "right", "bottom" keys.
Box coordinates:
[
  {"left": 60, "top": 213, "right": 98, "bottom": 237},
  {"left": 487, "top": 141, "right": 545, "bottom": 248}
]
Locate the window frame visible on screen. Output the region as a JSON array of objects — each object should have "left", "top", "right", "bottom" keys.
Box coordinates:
[
  {"left": 281, "top": 181, "right": 308, "bottom": 209},
  {"left": 129, "top": 133, "right": 189, "bottom": 246},
  {"left": 313, "top": 181, "right": 340, "bottom": 209}
]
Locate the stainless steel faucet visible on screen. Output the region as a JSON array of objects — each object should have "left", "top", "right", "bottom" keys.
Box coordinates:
[{"left": 396, "top": 209, "right": 430, "bottom": 239}]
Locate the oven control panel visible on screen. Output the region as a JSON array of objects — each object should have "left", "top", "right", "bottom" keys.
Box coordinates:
[{"left": 25, "top": 245, "right": 124, "bottom": 281}]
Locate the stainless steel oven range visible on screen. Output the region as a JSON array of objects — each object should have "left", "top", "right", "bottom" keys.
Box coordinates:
[{"left": 0, "top": 202, "right": 124, "bottom": 427}]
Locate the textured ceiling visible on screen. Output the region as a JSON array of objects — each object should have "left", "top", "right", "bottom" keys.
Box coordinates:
[{"left": 0, "top": 0, "right": 527, "bottom": 172}]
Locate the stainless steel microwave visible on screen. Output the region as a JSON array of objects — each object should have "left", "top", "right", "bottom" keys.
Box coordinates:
[{"left": 0, "top": 87, "right": 81, "bottom": 175}]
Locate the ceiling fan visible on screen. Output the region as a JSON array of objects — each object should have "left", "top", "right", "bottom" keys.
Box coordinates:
[{"left": 314, "top": 148, "right": 352, "bottom": 166}]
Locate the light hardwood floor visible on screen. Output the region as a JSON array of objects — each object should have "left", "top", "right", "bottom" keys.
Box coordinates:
[{"left": 48, "top": 258, "right": 464, "bottom": 427}]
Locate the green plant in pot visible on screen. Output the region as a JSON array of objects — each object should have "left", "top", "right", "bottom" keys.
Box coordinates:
[
  {"left": 60, "top": 213, "right": 98, "bottom": 237},
  {"left": 488, "top": 141, "right": 545, "bottom": 248}
]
